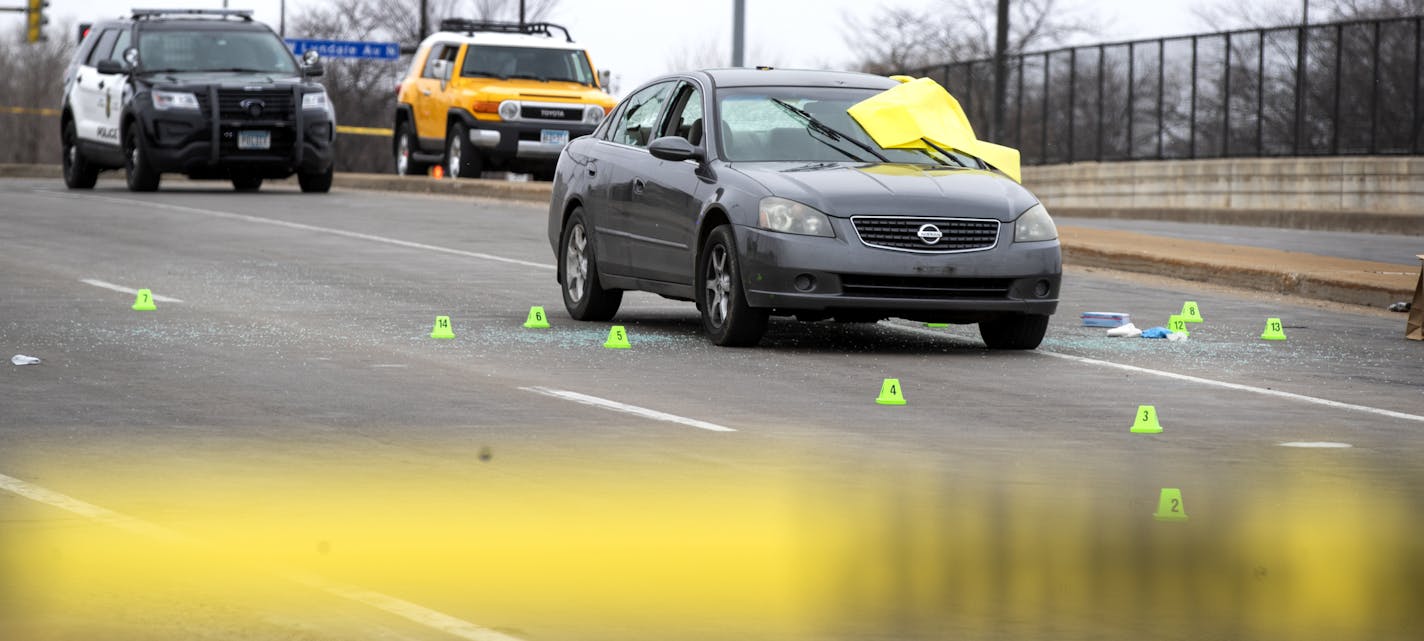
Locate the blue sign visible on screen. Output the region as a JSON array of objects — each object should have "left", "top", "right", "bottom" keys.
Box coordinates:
[{"left": 286, "top": 38, "right": 400, "bottom": 61}]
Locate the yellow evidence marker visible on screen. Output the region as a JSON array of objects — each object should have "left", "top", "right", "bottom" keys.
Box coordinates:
[
  {"left": 1153, "top": 488, "right": 1189, "bottom": 522},
  {"left": 523, "top": 306, "right": 550, "bottom": 329},
  {"left": 430, "top": 315, "right": 455, "bottom": 339},
  {"left": 1261, "top": 317, "right": 1287, "bottom": 341},
  {"left": 603, "top": 325, "right": 630, "bottom": 349},
  {"left": 876, "top": 378, "right": 907, "bottom": 405},
  {"left": 1168, "top": 315, "right": 1190, "bottom": 337},
  {"left": 1130, "top": 405, "right": 1163, "bottom": 434},
  {"left": 131, "top": 288, "right": 156, "bottom": 311},
  {"left": 1180, "top": 301, "right": 1203, "bottom": 323}
]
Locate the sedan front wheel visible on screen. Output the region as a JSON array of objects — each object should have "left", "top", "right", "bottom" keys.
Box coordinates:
[
  {"left": 697, "top": 225, "right": 768, "bottom": 346},
  {"left": 560, "top": 209, "right": 622, "bottom": 321}
]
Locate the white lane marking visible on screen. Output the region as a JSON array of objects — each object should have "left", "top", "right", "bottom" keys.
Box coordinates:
[
  {"left": 520, "top": 386, "right": 736, "bottom": 432},
  {"left": 886, "top": 322, "right": 1424, "bottom": 424},
  {"left": 42, "top": 191, "right": 554, "bottom": 271},
  {"left": 1280, "top": 441, "right": 1354, "bottom": 448},
  {"left": 80, "top": 278, "right": 184, "bottom": 303},
  {"left": 0, "top": 471, "right": 526, "bottom": 641},
  {"left": 371, "top": 364, "right": 409, "bottom": 368}
]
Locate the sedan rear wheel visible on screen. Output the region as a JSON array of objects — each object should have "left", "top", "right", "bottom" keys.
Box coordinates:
[
  {"left": 560, "top": 209, "right": 622, "bottom": 321},
  {"left": 697, "top": 225, "right": 768, "bottom": 346}
]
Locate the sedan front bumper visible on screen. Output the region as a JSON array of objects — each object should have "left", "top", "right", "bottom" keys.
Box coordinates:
[{"left": 734, "top": 221, "right": 1061, "bottom": 322}]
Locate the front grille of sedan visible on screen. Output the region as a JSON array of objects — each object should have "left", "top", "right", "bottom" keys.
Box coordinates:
[
  {"left": 851, "top": 216, "right": 1000, "bottom": 253},
  {"left": 839, "top": 275, "right": 1013, "bottom": 299}
]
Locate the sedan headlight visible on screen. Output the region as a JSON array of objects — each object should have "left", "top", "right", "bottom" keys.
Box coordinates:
[
  {"left": 152, "top": 89, "right": 199, "bottom": 111},
  {"left": 758, "top": 197, "right": 834, "bottom": 237},
  {"left": 1013, "top": 203, "right": 1058, "bottom": 242},
  {"left": 301, "top": 91, "right": 328, "bottom": 110},
  {"left": 583, "top": 104, "right": 606, "bottom": 124}
]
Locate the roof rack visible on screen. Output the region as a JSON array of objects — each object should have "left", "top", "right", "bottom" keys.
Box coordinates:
[
  {"left": 437, "top": 19, "right": 573, "bottom": 43},
  {"left": 131, "top": 9, "right": 254, "bottom": 21}
]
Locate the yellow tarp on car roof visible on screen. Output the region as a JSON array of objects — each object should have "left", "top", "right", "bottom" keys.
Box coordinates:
[{"left": 847, "top": 77, "right": 1022, "bottom": 183}]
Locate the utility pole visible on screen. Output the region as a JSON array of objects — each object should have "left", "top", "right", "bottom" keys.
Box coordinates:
[
  {"left": 519, "top": 0, "right": 525, "bottom": 27},
  {"left": 992, "top": 0, "right": 1009, "bottom": 141},
  {"left": 731, "top": 0, "right": 745, "bottom": 67},
  {"left": 419, "top": 0, "right": 428, "bottom": 40},
  {"left": 279, "top": 0, "right": 285, "bottom": 37}
]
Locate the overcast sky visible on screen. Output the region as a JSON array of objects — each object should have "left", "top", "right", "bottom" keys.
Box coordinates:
[{"left": 34, "top": 0, "right": 1223, "bottom": 93}]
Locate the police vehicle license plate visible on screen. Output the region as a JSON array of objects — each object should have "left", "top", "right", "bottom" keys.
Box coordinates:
[
  {"left": 540, "top": 129, "right": 569, "bottom": 146},
  {"left": 238, "top": 130, "right": 271, "bottom": 150}
]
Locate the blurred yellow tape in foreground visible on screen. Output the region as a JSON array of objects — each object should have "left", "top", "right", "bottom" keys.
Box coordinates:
[
  {"left": 336, "top": 125, "right": 394, "bottom": 136},
  {"left": 848, "top": 77, "right": 1022, "bottom": 182},
  {"left": 2, "top": 106, "right": 61, "bottom": 116}
]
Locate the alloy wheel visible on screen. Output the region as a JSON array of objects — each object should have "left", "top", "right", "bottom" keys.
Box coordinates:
[
  {"left": 565, "top": 223, "right": 588, "bottom": 302},
  {"left": 704, "top": 244, "right": 731, "bottom": 328}
]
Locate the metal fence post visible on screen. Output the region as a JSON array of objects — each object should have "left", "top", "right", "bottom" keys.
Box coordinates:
[
  {"left": 1416, "top": 18, "right": 1422, "bottom": 154},
  {"left": 1257, "top": 30, "right": 1265, "bottom": 156},
  {"left": 1157, "top": 39, "right": 1165, "bottom": 159},
  {"left": 1223, "top": 32, "right": 1232, "bottom": 157},
  {"left": 1016, "top": 56, "right": 1025, "bottom": 151},
  {"left": 1041, "top": 52, "right": 1050, "bottom": 164},
  {"left": 1127, "top": 43, "right": 1135, "bottom": 159},
  {"left": 1294, "top": 23, "right": 1307, "bottom": 155},
  {"left": 1068, "top": 48, "right": 1077, "bottom": 162},
  {"left": 1333, "top": 23, "right": 1343, "bottom": 154},
  {"left": 1190, "top": 36, "right": 1198, "bottom": 159},
  {"left": 1096, "top": 45, "right": 1105, "bottom": 161},
  {"left": 1370, "top": 20, "right": 1380, "bottom": 154}
]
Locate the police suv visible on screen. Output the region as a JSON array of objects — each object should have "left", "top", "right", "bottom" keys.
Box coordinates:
[{"left": 61, "top": 9, "right": 336, "bottom": 192}]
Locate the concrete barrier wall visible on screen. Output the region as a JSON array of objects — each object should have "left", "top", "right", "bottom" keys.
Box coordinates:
[{"left": 1023, "top": 157, "right": 1424, "bottom": 214}]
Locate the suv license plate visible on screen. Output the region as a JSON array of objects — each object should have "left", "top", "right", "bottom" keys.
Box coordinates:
[
  {"left": 238, "top": 130, "right": 271, "bottom": 150},
  {"left": 540, "top": 129, "right": 569, "bottom": 146}
]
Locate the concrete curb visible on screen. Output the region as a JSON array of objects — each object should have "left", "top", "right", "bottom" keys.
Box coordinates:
[
  {"left": 332, "top": 172, "right": 553, "bottom": 204},
  {"left": 0, "top": 164, "right": 61, "bottom": 179},
  {"left": 1054, "top": 206, "right": 1424, "bottom": 236},
  {"left": 1060, "top": 226, "right": 1415, "bottom": 309}
]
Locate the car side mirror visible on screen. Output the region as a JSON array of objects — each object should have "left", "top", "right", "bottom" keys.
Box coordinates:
[
  {"left": 649, "top": 136, "right": 702, "bottom": 162},
  {"left": 95, "top": 59, "right": 125, "bottom": 75}
]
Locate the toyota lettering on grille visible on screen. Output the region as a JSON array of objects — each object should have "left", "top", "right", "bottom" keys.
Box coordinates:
[
  {"left": 540, "top": 108, "right": 566, "bottom": 118},
  {"left": 916, "top": 224, "right": 944, "bottom": 245}
]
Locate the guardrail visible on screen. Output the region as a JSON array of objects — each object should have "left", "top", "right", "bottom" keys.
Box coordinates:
[{"left": 909, "top": 15, "right": 1424, "bottom": 166}]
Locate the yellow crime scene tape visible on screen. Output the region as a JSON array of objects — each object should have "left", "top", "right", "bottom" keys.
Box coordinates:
[{"left": 3, "top": 105, "right": 392, "bottom": 137}]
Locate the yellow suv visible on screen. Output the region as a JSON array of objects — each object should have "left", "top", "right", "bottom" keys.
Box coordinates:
[{"left": 393, "top": 20, "right": 616, "bottom": 180}]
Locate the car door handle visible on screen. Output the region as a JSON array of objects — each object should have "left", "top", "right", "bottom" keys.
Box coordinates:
[
  {"left": 632, "top": 178, "right": 645, "bottom": 195},
  {"left": 98, "top": 80, "right": 105, "bottom": 89}
]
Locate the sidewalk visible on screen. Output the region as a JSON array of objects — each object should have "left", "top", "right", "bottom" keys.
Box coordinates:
[{"left": 1059, "top": 225, "right": 1417, "bottom": 308}]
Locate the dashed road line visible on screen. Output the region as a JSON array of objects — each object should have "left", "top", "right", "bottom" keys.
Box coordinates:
[
  {"left": 1280, "top": 441, "right": 1354, "bottom": 448},
  {"left": 0, "top": 472, "right": 526, "bottom": 641},
  {"left": 81, "top": 278, "right": 184, "bottom": 302},
  {"left": 39, "top": 191, "right": 554, "bottom": 271},
  {"left": 521, "top": 386, "right": 736, "bottom": 432}
]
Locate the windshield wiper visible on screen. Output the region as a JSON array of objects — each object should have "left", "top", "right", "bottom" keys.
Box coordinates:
[
  {"left": 507, "top": 73, "right": 547, "bottom": 82},
  {"left": 917, "top": 137, "right": 970, "bottom": 168},
  {"left": 770, "top": 98, "right": 889, "bottom": 163},
  {"left": 206, "top": 67, "right": 272, "bottom": 73}
]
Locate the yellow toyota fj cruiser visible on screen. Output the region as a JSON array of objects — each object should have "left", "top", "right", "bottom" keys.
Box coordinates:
[{"left": 393, "top": 20, "right": 615, "bottom": 180}]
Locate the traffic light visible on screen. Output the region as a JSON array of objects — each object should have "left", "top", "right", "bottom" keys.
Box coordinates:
[{"left": 26, "top": 0, "right": 49, "bottom": 43}]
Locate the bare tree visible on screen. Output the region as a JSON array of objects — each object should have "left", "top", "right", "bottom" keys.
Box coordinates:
[
  {"left": 844, "top": 0, "right": 1096, "bottom": 74},
  {"left": 662, "top": 36, "right": 782, "bottom": 73},
  {"left": 0, "top": 24, "right": 76, "bottom": 164}
]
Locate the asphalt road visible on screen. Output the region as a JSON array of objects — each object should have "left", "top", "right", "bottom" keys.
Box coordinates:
[
  {"left": 1058, "top": 216, "right": 1422, "bottom": 265},
  {"left": 2, "top": 178, "right": 1422, "bottom": 641}
]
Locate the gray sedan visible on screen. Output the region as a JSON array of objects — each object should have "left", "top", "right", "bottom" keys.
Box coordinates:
[{"left": 546, "top": 69, "right": 1061, "bottom": 348}]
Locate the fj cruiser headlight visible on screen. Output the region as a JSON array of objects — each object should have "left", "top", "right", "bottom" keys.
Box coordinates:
[
  {"left": 498, "top": 101, "right": 520, "bottom": 120},
  {"left": 1013, "top": 203, "right": 1058, "bottom": 242},
  {"left": 152, "top": 90, "right": 199, "bottom": 111},
  {"left": 583, "top": 105, "right": 605, "bottom": 124},
  {"left": 301, "top": 91, "right": 328, "bottom": 110},
  {"left": 757, "top": 197, "right": 834, "bottom": 238}
]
